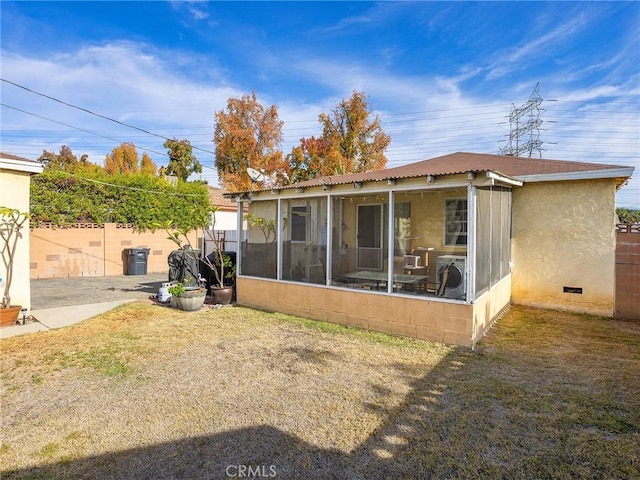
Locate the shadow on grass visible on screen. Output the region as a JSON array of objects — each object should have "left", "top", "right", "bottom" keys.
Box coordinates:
[
  {"left": 4, "top": 309, "right": 639, "bottom": 479},
  {"left": 3, "top": 348, "right": 473, "bottom": 479},
  {"left": 3, "top": 425, "right": 343, "bottom": 479}
]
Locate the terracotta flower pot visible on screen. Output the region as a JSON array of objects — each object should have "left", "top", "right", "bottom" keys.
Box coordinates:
[
  {"left": 0, "top": 305, "right": 22, "bottom": 328},
  {"left": 211, "top": 286, "right": 234, "bottom": 305}
]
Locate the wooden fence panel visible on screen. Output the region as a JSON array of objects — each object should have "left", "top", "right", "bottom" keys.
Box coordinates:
[{"left": 616, "top": 224, "right": 640, "bottom": 319}]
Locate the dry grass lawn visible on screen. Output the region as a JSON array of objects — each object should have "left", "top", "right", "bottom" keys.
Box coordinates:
[{"left": 1, "top": 303, "right": 638, "bottom": 479}]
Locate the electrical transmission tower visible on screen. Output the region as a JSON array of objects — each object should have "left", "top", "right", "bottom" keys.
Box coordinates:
[{"left": 499, "top": 83, "right": 544, "bottom": 157}]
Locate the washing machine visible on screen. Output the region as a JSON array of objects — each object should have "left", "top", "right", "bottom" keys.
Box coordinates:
[{"left": 436, "top": 255, "right": 467, "bottom": 300}]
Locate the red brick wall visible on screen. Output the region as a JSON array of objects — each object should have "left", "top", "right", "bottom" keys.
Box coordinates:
[
  {"left": 616, "top": 225, "right": 640, "bottom": 319},
  {"left": 30, "top": 224, "right": 198, "bottom": 278}
]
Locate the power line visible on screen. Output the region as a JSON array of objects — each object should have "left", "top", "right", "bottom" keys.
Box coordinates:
[
  {"left": 1, "top": 78, "right": 218, "bottom": 157},
  {"left": 0, "top": 103, "right": 168, "bottom": 158},
  {"left": 499, "top": 83, "right": 545, "bottom": 158},
  {"left": 45, "top": 168, "right": 208, "bottom": 197}
]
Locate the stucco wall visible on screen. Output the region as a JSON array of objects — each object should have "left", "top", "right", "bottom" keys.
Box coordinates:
[
  {"left": 335, "top": 188, "right": 468, "bottom": 254},
  {"left": 410, "top": 188, "right": 468, "bottom": 252},
  {"left": 30, "top": 224, "right": 198, "bottom": 278},
  {"left": 213, "top": 210, "right": 238, "bottom": 231},
  {"left": 511, "top": 179, "right": 616, "bottom": 316},
  {"left": 236, "top": 276, "right": 512, "bottom": 347},
  {"left": 0, "top": 170, "right": 32, "bottom": 309},
  {"left": 472, "top": 274, "right": 512, "bottom": 343}
]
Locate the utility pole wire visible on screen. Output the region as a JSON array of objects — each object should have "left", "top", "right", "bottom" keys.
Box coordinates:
[
  {"left": 1, "top": 78, "right": 218, "bottom": 157},
  {"left": 1, "top": 103, "right": 168, "bottom": 158}
]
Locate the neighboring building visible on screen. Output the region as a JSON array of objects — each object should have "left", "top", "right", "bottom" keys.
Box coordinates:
[
  {"left": 203, "top": 186, "right": 248, "bottom": 257},
  {"left": 207, "top": 186, "right": 242, "bottom": 231},
  {"left": 0, "top": 153, "right": 44, "bottom": 311},
  {"left": 227, "top": 152, "right": 635, "bottom": 347}
]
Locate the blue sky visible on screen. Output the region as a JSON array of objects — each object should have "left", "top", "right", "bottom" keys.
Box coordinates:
[{"left": 1, "top": 1, "right": 638, "bottom": 207}]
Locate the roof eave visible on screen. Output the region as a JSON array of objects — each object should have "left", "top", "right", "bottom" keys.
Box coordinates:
[
  {"left": 486, "top": 171, "right": 523, "bottom": 187},
  {"left": 515, "top": 167, "right": 635, "bottom": 184},
  {"left": 0, "top": 157, "right": 44, "bottom": 175}
]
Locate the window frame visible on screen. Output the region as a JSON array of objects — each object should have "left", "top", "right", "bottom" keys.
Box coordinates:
[
  {"left": 290, "top": 205, "right": 308, "bottom": 243},
  {"left": 444, "top": 198, "right": 468, "bottom": 246}
]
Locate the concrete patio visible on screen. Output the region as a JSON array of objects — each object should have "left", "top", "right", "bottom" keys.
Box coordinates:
[{"left": 0, "top": 273, "right": 168, "bottom": 338}]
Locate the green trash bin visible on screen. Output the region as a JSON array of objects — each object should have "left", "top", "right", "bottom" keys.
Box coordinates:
[{"left": 124, "top": 248, "right": 150, "bottom": 275}]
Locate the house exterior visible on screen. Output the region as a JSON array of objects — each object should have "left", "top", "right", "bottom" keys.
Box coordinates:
[
  {"left": 228, "top": 152, "right": 635, "bottom": 347},
  {"left": 0, "top": 153, "right": 44, "bottom": 311},
  {"left": 207, "top": 186, "right": 242, "bottom": 231}
]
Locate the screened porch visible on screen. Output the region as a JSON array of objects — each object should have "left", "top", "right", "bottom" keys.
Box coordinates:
[{"left": 236, "top": 177, "right": 513, "bottom": 305}]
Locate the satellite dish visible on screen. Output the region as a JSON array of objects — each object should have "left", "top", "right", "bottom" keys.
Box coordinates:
[{"left": 247, "top": 167, "right": 266, "bottom": 183}]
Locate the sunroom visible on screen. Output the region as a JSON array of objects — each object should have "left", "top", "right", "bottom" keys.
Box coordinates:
[{"left": 229, "top": 163, "right": 521, "bottom": 347}]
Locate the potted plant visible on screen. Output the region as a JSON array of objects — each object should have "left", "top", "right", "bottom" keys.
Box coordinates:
[
  {"left": 243, "top": 212, "right": 276, "bottom": 278},
  {"left": 167, "top": 280, "right": 207, "bottom": 312},
  {"left": 156, "top": 205, "right": 235, "bottom": 308},
  {"left": 0, "top": 207, "right": 29, "bottom": 327}
]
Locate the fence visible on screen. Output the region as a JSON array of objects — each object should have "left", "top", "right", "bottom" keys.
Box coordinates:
[
  {"left": 615, "top": 223, "right": 640, "bottom": 319},
  {"left": 201, "top": 229, "right": 248, "bottom": 256},
  {"left": 30, "top": 223, "right": 198, "bottom": 278}
]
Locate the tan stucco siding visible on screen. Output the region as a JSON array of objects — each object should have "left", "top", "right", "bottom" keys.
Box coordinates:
[
  {"left": 410, "top": 188, "right": 468, "bottom": 252},
  {"left": 0, "top": 170, "right": 32, "bottom": 309},
  {"left": 237, "top": 276, "right": 476, "bottom": 346},
  {"left": 511, "top": 179, "right": 616, "bottom": 316},
  {"left": 472, "top": 274, "right": 512, "bottom": 343},
  {"left": 236, "top": 275, "right": 509, "bottom": 347}
]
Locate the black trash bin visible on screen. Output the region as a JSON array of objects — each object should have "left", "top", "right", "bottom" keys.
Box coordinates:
[{"left": 124, "top": 248, "right": 150, "bottom": 275}]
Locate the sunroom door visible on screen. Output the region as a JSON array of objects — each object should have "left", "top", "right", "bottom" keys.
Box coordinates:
[{"left": 357, "top": 204, "right": 383, "bottom": 270}]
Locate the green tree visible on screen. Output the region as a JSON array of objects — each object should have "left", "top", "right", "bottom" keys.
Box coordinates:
[
  {"left": 164, "top": 138, "right": 201, "bottom": 182},
  {"left": 38, "top": 145, "right": 80, "bottom": 171},
  {"left": 616, "top": 208, "right": 640, "bottom": 223},
  {"left": 30, "top": 169, "right": 209, "bottom": 230},
  {"left": 214, "top": 92, "right": 287, "bottom": 192}
]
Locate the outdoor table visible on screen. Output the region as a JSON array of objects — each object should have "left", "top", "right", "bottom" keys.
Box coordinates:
[{"left": 343, "top": 270, "right": 427, "bottom": 292}]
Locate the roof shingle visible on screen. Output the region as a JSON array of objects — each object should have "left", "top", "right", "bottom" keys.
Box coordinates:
[{"left": 281, "top": 152, "right": 633, "bottom": 190}]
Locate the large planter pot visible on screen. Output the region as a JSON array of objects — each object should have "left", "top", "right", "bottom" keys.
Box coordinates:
[
  {"left": 211, "top": 286, "right": 234, "bottom": 305},
  {"left": 174, "top": 287, "right": 206, "bottom": 312},
  {"left": 0, "top": 305, "right": 22, "bottom": 328}
]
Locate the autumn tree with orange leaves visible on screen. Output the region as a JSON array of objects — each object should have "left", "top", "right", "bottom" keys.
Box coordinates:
[
  {"left": 103, "top": 143, "right": 159, "bottom": 176},
  {"left": 214, "top": 92, "right": 287, "bottom": 192},
  {"left": 287, "top": 91, "right": 390, "bottom": 182},
  {"left": 104, "top": 143, "right": 140, "bottom": 174},
  {"left": 287, "top": 136, "right": 331, "bottom": 183},
  {"left": 319, "top": 91, "right": 390, "bottom": 175},
  {"left": 140, "top": 152, "right": 158, "bottom": 176}
]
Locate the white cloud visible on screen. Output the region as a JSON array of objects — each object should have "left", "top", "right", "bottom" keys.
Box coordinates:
[
  {"left": 1, "top": 42, "right": 243, "bottom": 184},
  {"left": 1, "top": 34, "right": 637, "bottom": 205}
]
